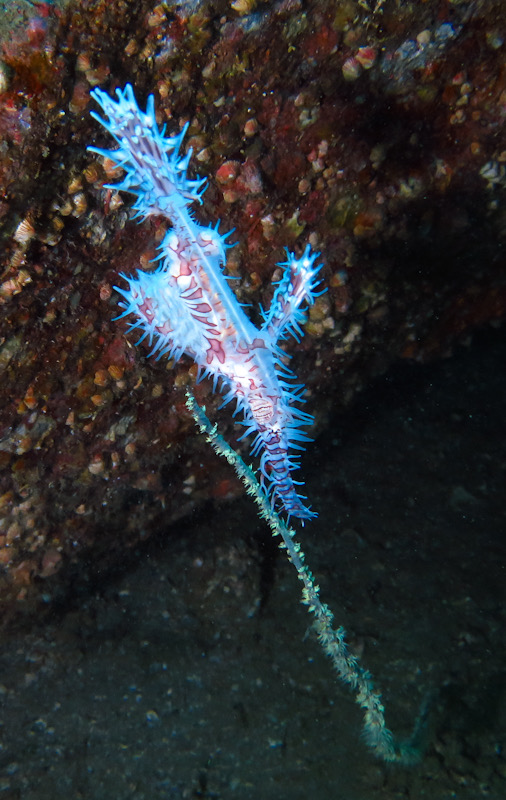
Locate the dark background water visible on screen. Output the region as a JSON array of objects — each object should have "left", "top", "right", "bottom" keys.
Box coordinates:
[{"left": 0, "top": 323, "right": 505, "bottom": 799}]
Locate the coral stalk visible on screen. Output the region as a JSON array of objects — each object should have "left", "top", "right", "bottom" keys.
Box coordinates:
[{"left": 186, "top": 390, "right": 426, "bottom": 764}]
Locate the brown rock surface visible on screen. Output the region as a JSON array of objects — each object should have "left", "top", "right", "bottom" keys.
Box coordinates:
[{"left": 0, "top": 0, "right": 505, "bottom": 619}]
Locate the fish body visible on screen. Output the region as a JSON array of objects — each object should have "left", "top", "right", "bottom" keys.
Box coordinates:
[{"left": 89, "top": 84, "right": 323, "bottom": 520}]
